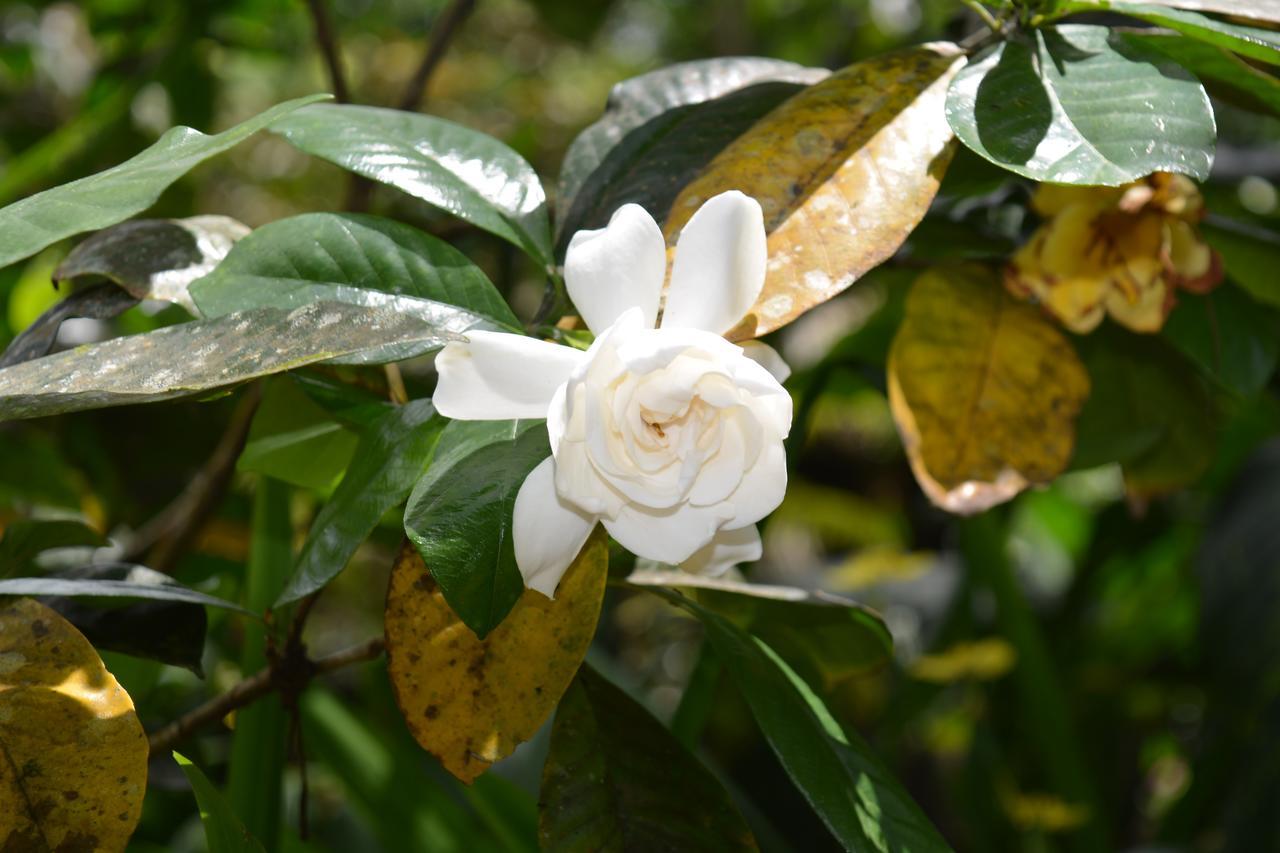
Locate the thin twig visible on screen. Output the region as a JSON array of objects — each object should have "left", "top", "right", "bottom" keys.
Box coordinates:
[
  {"left": 147, "top": 637, "right": 386, "bottom": 754},
  {"left": 397, "top": 0, "right": 477, "bottom": 111},
  {"left": 125, "top": 384, "right": 262, "bottom": 573},
  {"left": 959, "top": 0, "right": 1002, "bottom": 33},
  {"left": 304, "top": 0, "right": 350, "bottom": 102}
]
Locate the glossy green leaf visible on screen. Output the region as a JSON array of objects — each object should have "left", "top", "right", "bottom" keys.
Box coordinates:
[
  {"left": 269, "top": 105, "right": 552, "bottom": 266},
  {"left": 539, "top": 665, "right": 757, "bottom": 852},
  {"left": 1073, "top": 2, "right": 1280, "bottom": 65},
  {"left": 402, "top": 418, "right": 548, "bottom": 638},
  {"left": 556, "top": 81, "right": 806, "bottom": 256},
  {"left": 0, "top": 518, "right": 106, "bottom": 577},
  {"left": 626, "top": 570, "right": 892, "bottom": 691},
  {"left": 190, "top": 213, "right": 516, "bottom": 364},
  {"left": 237, "top": 377, "right": 360, "bottom": 491},
  {"left": 946, "top": 25, "right": 1215, "bottom": 185},
  {"left": 1163, "top": 284, "right": 1280, "bottom": 395},
  {"left": 0, "top": 301, "right": 460, "bottom": 422},
  {"left": 0, "top": 95, "right": 326, "bottom": 271},
  {"left": 556, "top": 57, "right": 827, "bottom": 241},
  {"left": 0, "top": 282, "right": 138, "bottom": 368},
  {"left": 275, "top": 399, "right": 443, "bottom": 606},
  {"left": 54, "top": 215, "right": 250, "bottom": 314},
  {"left": 1202, "top": 219, "right": 1280, "bottom": 308},
  {"left": 173, "top": 753, "right": 267, "bottom": 853},
  {"left": 1127, "top": 32, "right": 1280, "bottom": 118},
  {"left": 648, "top": 588, "right": 952, "bottom": 853},
  {"left": 27, "top": 564, "right": 212, "bottom": 674}
]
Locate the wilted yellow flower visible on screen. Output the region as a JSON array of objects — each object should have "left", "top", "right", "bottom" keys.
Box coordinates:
[{"left": 1006, "top": 173, "right": 1222, "bottom": 333}]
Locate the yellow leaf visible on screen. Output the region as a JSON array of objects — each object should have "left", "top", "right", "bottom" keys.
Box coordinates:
[
  {"left": 0, "top": 597, "right": 147, "bottom": 851},
  {"left": 888, "top": 265, "right": 1090, "bottom": 514},
  {"left": 385, "top": 530, "right": 607, "bottom": 784},
  {"left": 663, "top": 44, "right": 964, "bottom": 338}
]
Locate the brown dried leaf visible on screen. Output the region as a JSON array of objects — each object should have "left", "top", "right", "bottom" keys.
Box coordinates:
[{"left": 663, "top": 43, "right": 964, "bottom": 338}]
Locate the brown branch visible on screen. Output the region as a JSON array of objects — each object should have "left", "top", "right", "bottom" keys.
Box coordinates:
[
  {"left": 397, "top": 0, "right": 476, "bottom": 111},
  {"left": 125, "top": 383, "right": 262, "bottom": 573},
  {"left": 147, "top": 637, "right": 385, "bottom": 755},
  {"left": 304, "top": 0, "right": 350, "bottom": 103}
]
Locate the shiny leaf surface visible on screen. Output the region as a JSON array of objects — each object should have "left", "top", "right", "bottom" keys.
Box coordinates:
[
  {"left": 946, "top": 25, "right": 1215, "bottom": 185},
  {"left": 1127, "top": 33, "right": 1280, "bottom": 119},
  {"left": 539, "top": 665, "right": 757, "bottom": 852},
  {"left": 888, "top": 265, "right": 1090, "bottom": 514},
  {"left": 665, "top": 44, "right": 963, "bottom": 338},
  {"left": 385, "top": 531, "right": 607, "bottom": 783}
]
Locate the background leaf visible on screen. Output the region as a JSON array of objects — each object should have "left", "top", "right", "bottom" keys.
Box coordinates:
[
  {"left": 1078, "top": 2, "right": 1280, "bottom": 65},
  {"left": 385, "top": 531, "right": 607, "bottom": 784},
  {"left": 236, "top": 377, "right": 361, "bottom": 490},
  {"left": 173, "top": 753, "right": 267, "bottom": 853},
  {"left": 1162, "top": 283, "right": 1280, "bottom": 395},
  {"left": 0, "top": 517, "right": 106, "bottom": 576},
  {"left": 269, "top": 105, "right": 553, "bottom": 266},
  {"left": 0, "top": 597, "right": 148, "bottom": 851},
  {"left": 664, "top": 43, "right": 963, "bottom": 338},
  {"left": 888, "top": 265, "right": 1090, "bottom": 514},
  {"left": 539, "top": 664, "right": 757, "bottom": 852},
  {"left": 0, "top": 282, "right": 139, "bottom": 368},
  {"left": 402, "top": 418, "right": 548, "bottom": 638},
  {"left": 0, "top": 95, "right": 325, "bottom": 270},
  {"left": 946, "top": 25, "right": 1215, "bottom": 185},
  {"left": 0, "top": 566, "right": 252, "bottom": 612}
]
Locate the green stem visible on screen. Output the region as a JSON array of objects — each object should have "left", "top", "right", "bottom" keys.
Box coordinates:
[
  {"left": 959, "top": 0, "right": 1003, "bottom": 32},
  {"left": 669, "top": 641, "right": 722, "bottom": 750},
  {"left": 960, "top": 512, "right": 1106, "bottom": 853}
]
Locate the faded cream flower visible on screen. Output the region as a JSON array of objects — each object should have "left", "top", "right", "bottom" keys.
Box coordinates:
[{"left": 434, "top": 191, "right": 792, "bottom": 596}]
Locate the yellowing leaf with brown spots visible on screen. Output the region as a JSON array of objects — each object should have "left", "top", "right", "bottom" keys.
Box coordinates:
[
  {"left": 663, "top": 43, "right": 964, "bottom": 339},
  {"left": 0, "top": 597, "right": 148, "bottom": 851},
  {"left": 385, "top": 530, "right": 607, "bottom": 783},
  {"left": 888, "top": 265, "right": 1090, "bottom": 514}
]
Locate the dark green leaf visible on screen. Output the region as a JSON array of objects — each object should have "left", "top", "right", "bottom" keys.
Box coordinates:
[
  {"left": 403, "top": 418, "right": 547, "bottom": 638},
  {"left": 1077, "top": 2, "right": 1280, "bottom": 65},
  {"left": 557, "top": 57, "right": 827, "bottom": 236},
  {"left": 54, "top": 215, "right": 250, "bottom": 313},
  {"left": 0, "top": 282, "right": 138, "bottom": 368},
  {"left": 0, "top": 301, "right": 464, "bottom": 422},
  {"left": 289, "top": 371, "right": 395, "bottom": 431},
  {"left": 0, "top": 518, "right": 106, "bottom": 577},
  {"left": 269, "top": 105, "right": 552, "bottom": 265},
  {"left": 190, "top": 212, "right": 516, "bottom": 364},
  {"left": 0, "top": 565, "right": 252, "bottom": 613},
  {"left": 276, "top": 399, "right": 443, "bottom": 606},
  {"left": 1163, "top": 284, "right": 1280, "bottom": 395},
  {"left": 1126, "top": 32, "right": 1280, "bottom": 118},
  {"left": 946, "top": 25, "right": 1215, "bottom": 185},
  {"left": 539, "top": 664, "right": 757, "bottom": 852},
  {"left": 237, "top": 377, "right": 360, "bottom": 490},
  {"left": 1202, "top": 218, "right": 1280, "bottom": 308},
  {"left": 556, "top": 81, "right": 805, "bottom": 256},
  {"left": 173, "top": 753, "right": 267, "bottom": 853},
  {"left": 0, "top": 95, "right": 326, "bottom": 271},
  {"left": 648, "top": 588, "right": 952, "bottom": 853},
  {"left": 33, "top": 564, "right": 208, "bottom": 674}
]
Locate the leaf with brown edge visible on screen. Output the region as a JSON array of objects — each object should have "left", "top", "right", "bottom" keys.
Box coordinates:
[
  {"left": 0, "top": 597, "right": 148, "bottom": 852},
  {"left": 662, "top": 43, "right": 964, "bottom": 339},
  {"left": 385, "top": 530, "right": 607, "bottom": 784},
  {"left": 888, "top": 265, "right": 1090, "bottom": 514}
]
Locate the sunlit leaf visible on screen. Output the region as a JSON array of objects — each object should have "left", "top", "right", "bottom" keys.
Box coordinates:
[
  {"left": 0, "top": 301, "right": 464, "bottom": 422},
  {"left": 888, "top": 265, "right": 1090, "bottom": 514},
  {"left": 276, "top": 399, "right": 443, "bottom": 606},
  {"left": 1071, "top": 1, "right": 1280, "bottom": 65},
  {"left": 665, "top": 44, "right": 964, "bottom": 338},
  {"left": 1128, "top": 32, "right": 1280, "bottom": 119},
  {"left": 0, "top": 597, "right": 148, "bottom": 851},
  {"left": 0, "top": 95, "right": 326, "bottom": 271},
  {"left": 557, "top": 57, "right": 828, "bottom": 241},
  {"left": 946, "top": 25, "right": 1214, "bottom": 185},
  {"left": 270, "top": 106, "right": 552, "bottom": 266},
  {"left": 539, "top": 665, "right": 757, "bottom": 852},
  {"left": 173, "top": 753, "right": 266, "bottom": 853},
  {"left": 1120, "top": 0, "right": 1280, "bottom": 20},
  {"left": 54, "top": 215, "right": 250, "bottom": 314},
  {"left": 385, "top": 531, "right": 607, "bottom": 784}
]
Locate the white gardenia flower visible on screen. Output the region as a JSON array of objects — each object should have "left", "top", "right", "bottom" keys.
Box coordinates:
[{"left": 433, "top": 190, "right": 793, "bottom": 596}]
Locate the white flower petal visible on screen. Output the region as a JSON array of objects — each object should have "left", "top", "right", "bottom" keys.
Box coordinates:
[
  {"left": 434, "top": 331, "right": 585, "bottom": 420},
  {"left": 602, "top": 500, "right": 729, "bottom": 565},
  {"left": 724, "top": 440, "right": 788, "bottom": 529},
  {"left": 739, "top": 340, "right": 791, "bottom": 383},
  {"left": 565, "top": 204, "right": 667, "bottom": 334},
  {"left": 513, "top": 457, "right": 598, "bottom": 598},
  {"left": 663, "top": 191, "right": 767, "bottom": 335},
  {"left": 680, "top": 525, "right": 762, "bottom": 576}
]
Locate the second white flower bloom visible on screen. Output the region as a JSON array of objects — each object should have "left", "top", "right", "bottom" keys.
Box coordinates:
[{"left": 434, "top": 190, "right": 792, "bottom": 596}]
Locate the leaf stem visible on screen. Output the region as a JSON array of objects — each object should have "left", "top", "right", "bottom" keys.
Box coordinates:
[{"left": 960, "top": 0, "right": 1003, "bottom": 33}]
